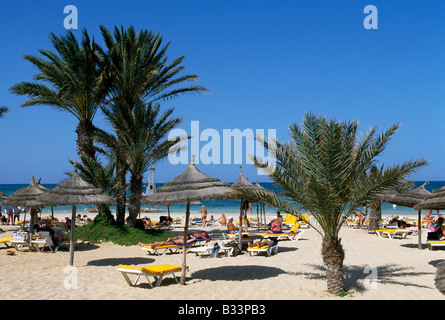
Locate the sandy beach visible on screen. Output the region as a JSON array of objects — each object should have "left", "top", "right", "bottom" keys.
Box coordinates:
[{"left": 0, "top": 212, "right": 444, "bottom": 301}]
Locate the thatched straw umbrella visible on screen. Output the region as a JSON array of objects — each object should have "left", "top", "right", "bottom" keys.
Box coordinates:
[
  {"left": 230, "top": 166, "right": 263, "bottom": 250},
  {"left": 0, "top": 190, "right": 8, "bottom": 200},
  {"left": 142, "top": 154, "right": 232, "bottom": 285},
  {"left": 414, "top": 186, "right": 445, "bottom": 211},
  {"left": 385, "top": 182, "right": 432, "bottom": 249},
  {"left": 38, "top": 169, "right": 114, "bottom": 266},
  {"left": 1, "top": 176, "right": 48, "bottom": 243}
]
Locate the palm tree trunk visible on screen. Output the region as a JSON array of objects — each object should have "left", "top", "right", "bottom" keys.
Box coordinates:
[
  {"left": 76, "top": 120, "right": 96, "bottom": 159},
  {"left": 127, "top": 173, "right": 143, "bottom": 227},
  {"left": 368, "top": 201, "right": 382, "bottom": 232},
  {"left": 321, "top": 237, "right": 345, "bottom": 295},
  {"left": 115, "top": 157, "right": 127, "bottom": 226}
]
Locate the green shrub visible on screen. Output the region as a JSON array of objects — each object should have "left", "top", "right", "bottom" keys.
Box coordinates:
[{"left": 75, "top": 221, "right": 176, "bottom": 246}]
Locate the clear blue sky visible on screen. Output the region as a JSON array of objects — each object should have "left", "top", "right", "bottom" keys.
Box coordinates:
[{"left": 0, "top": 0, "right": 444, "bottom": 184}]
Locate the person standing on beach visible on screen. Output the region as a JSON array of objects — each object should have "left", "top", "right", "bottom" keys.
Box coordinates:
[{"left": 200, "top": 205, "right": 208, "bottom": 227}]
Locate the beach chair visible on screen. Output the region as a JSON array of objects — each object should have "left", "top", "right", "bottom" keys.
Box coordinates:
[
  {"left": 297, "top": 214, "right": 310, "bottom": 228},
  {"left": 0, "top": 237, "right": 13, "bottom": 248},
  {"left": 247, "top": 240, "right": 278, "bottom": 257},
  {"left": 31, "top": 231, "right": 58, "bottom": 252},
  {"left": 221, "top": 232, "right": 254, "bottom": 244},
  {"left": 142, "top": 240, "right": 197, "bottom": 256},
  {"left": 261, "top": 223, "right": 305, "bottom": 241},
  {"left": 375, "top": 228, "right": 411, "bottom": 239},
  {"left": 427, "top": 240, "right": 445, "bottom": 250},
  {"left": 117, "top": 264, "right": 187, "bottom": 288},
  {"left": 10, "top": 231, "right": 30, "bottom": 251}
]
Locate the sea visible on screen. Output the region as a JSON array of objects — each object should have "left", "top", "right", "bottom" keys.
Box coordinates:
[{"left": 0, "top": 181, "right": 443, "bottom": 220}]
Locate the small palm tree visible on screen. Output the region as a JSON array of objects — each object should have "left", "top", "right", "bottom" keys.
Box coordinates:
[
  {"left": 69, "top": 156, "right": 116, "bottom": 222},
  {"left": 10, "top": 29, "right": 107, "bottom": 159},
  {"left": 366, "top": 165, "right": 414, "bottom": 231},
  {"left": 105, "top": 100, "right": 182, "bottom": 227},
  {"left": 0, "top": 107, "right": 9, "bottom": 118},
  {"left": 244, "top": 112, "right": 428, "bottom": 295}
]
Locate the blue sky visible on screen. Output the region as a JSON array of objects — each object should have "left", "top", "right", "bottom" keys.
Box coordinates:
[{"left": 0, "top": 0, "right": 444, "bottom": 184}]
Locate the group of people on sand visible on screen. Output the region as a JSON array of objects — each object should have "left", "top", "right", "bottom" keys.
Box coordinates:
[{"left": 138, "top": 231, "right": 211, "bottom": 249}]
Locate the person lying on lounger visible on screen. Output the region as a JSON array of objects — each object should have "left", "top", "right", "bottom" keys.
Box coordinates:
[
  {"left": 165, "top": 231, "right": 211, "bottom": 243},
  {"left": 248, "top": 238, "right": 277, "bottom": 248},
  {"left": 138, "top": 237, "right": 197, "bottom": 249}
]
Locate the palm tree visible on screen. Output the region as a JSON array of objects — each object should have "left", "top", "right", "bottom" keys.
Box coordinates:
[
  {"left": 9, "top": 29, "right": 107, "bottom": 159},
  {"left": 98, "top": 25, "right": 207, "bottom": 224},
  {"left": 0, "top": 107, "right": 9, "bottom": 118},
  {"left": 105, "top": 100, "right": 183, "bottom": 227},
  {"left": 69, "top": 155, "right": 116, "bottom": 223},
  {"left": 366, "top": 165, "right": 414, "bottom": 231},
  {"left": 243, "top": 112, "right": 428, "bottom": 295},
  {"left": 94, "top": 128, "right": 129, "bottom": 226}
]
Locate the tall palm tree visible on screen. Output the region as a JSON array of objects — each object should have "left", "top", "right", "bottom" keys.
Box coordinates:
[
  {"left": 105, "top": 100, "right": 183, "bottom": 227},
  {"left": 98, "top": 25, "right": 207, "bottom": 224},
  {"left": 9, "top": 29, "right": 107, "bottom": 159},
  {"left": 243, "top": 112, "right": 428, "bottom": 295},
  {"left": 0, "top": 107, "right": 9, "bottom": 118}
]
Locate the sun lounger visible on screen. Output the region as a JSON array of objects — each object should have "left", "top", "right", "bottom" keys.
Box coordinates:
[
  {"left": 142, "top": 240, "right": 196, "bottom": 256},
  {"left": 0, "top": 237, "right": 13, "bottom": 248},
  {"left": 31, "top": 231, "right": 59, "bottom": 252},
  {"left": 221, "top": 232, "right": 254, "bottom": 243},
  {"left": 427, "top": 240, "right": 445, "bottom": 250},
  {"left": 247, "top": 240, "right": 278, "bottom": 257},
  {"left": 375, "top": 228, "right": 411, "bottom": 239},
  {"left": 117, "top": 264, "right": 187, "bottom": 288},
  {"left": 261, "top": 223, "right": 305, "bottom": 241}
]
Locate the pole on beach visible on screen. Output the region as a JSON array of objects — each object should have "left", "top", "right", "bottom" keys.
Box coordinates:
[
  {"left": 417, "top": 209, "right": 422, "bottom": 250},
  {"left": 181, "top": 200, "right": 190, "bottom": 285},
  {"left": 69, "top": 205, "right": 77, "bottom": 266}
]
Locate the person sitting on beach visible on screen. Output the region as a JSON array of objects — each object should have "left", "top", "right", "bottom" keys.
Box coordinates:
[
  {"left": 82, "top": 214, "right": 93, "bottom": 224},
  {"left": 424, "top": 211, "right": 434, "bottom": 224},
  {"left": 138, "top": 237, "right": 196, "bottom": 249},
  {"left": 268, "top": 217, "right": 282, "bottom": 234},
  {"left": 218, "top": 213, "right": 227, "bottom": 226},
  {"left": 227, "top": 218, "right": 239, "bottom": 233},
  {"left": 34, "top": 220, "right": 67, "bottom": 245},
  {"left": 353, "top": 211, "right": 366, "bottom": 229},
  {"left": 431, "top": 217, "right": 445, "bottom": 240}
]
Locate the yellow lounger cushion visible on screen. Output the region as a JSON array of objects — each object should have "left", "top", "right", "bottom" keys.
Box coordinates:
[
  {"left": 118, "top": 264, "right": 184, "bottom": 275},
  {"left": 427, "top": 241, "right": 445, "bottom": 244},
  {"left": 0, "top": 237, "right": 13, "bottom": 243},
  {"left": 248, "top": 245, "right": 269, "bottom": 250}
]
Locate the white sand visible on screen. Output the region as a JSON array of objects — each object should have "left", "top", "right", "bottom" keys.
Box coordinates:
[{"left": 0, "top": 212, "right": 444, "bottom": 300}]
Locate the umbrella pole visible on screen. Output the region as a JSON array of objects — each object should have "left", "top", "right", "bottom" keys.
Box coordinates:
[
  {"left": 256, "top": 203, "right": 259, "bottom": 232},
  {"left": 181, "top": 200, "right": 190, "bottom": 285},
  {"left": 69, "top": 205, "right": 77, "bottom": 266},
  {"left": 418, "top": 209, "right": 423, "bottom": 250},
  {"left": 239, "top": 199, "right": 243, "bottom": 252}
]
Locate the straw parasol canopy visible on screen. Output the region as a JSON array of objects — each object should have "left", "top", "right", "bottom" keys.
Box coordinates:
[
  {"left": 414, "top": 186, "right": 445, "bottom": 211},
  {"left": 38, "top": 169, "right": 114, "bottom": 266},
  {"left": 385, "top": 182, "right": 432, "bottom": 250},
  {"left": 2, "top": 176, "right": 47, "bottom": 208},
  {"left": 0, "top": 190, "right": 8, "bottom": 200},
  {"left": 142, "top": 154, "right": 232, "bottom": 206},
  {"left": 142, "top": 154, "right": 232, "bottom": 285}
]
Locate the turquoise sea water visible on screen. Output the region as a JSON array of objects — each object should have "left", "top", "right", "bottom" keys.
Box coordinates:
[{"left": 0, "top": 181, "right": 443, "bottom": 219}]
